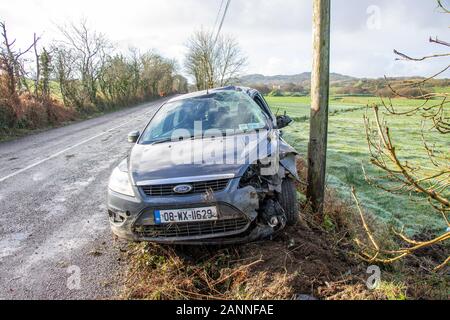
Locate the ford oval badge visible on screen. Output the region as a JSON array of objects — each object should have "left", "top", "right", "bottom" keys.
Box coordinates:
[{"left": 173, "top": 184, "right": 193, "bottom": 194}]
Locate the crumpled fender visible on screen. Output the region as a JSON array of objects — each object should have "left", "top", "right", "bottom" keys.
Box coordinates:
[
  {"left": 280, "top": 138, "right": 299, "bottom": 156},
  {"left": 279, "top": 138, "right": 300, "bottom": 181}
]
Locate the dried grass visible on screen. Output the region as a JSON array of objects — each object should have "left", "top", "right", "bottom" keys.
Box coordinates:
[{"left": 0, "top": 92, "right": 77, "bottom": 139}]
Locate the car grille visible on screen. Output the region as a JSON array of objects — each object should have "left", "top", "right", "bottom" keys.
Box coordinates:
[
  {"left": 134, "top": 218, "right": 249, "bottom": 239},
  {"left": 141, "top": 179, "right": 231, "bottom": 197}
]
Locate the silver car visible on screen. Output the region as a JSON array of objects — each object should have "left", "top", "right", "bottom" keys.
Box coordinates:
[{"left": 107, "top": 86, "right": 300, "bottom": 245}]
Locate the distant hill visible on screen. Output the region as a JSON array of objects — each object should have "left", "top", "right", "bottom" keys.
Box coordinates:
[
  {"left": 238, "top": 73, "right": 356, "bottom": 85},
  {"left": 236, "top": 73, "right": 449, "bottom": 97}
]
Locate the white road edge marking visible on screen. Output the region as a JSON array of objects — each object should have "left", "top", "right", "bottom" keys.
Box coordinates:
[{"left": 0, "top": 111, "right": 154, "bottom": 184}]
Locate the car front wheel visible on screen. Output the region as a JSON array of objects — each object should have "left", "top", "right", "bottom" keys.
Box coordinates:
[{"left": 279, "top": 178, "right": 300, "bottom": 225}]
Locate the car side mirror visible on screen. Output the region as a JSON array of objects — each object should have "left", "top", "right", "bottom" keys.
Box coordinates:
[
  {"left": 128, "top": 131, "right": 140, "bottom": 143},
  {"left": 276, "top": 114, "right": 293, "bottom": 129}
]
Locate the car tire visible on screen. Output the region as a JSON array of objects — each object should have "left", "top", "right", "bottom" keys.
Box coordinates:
[{"left": 279, "top": 178, "right": 300, "bottom": 225}]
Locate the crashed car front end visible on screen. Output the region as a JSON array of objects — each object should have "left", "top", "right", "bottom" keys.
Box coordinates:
[{"left": 107, "top": 149, "right": 298, "bottom": 245}]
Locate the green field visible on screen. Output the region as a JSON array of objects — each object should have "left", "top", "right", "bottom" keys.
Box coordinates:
[{"left": 266, "top": 95, "right": 449, "bottom": 234}]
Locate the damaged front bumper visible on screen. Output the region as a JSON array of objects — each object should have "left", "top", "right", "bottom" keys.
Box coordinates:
[{"left": 107, "top": 177, "right": 278, "bottom": 244}]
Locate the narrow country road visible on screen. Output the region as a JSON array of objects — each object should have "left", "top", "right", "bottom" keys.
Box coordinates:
[{"left": 0, "top": 99, "right": 165, "bottom": 299}]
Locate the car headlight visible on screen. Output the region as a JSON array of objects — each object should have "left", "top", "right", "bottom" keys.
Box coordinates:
[{"left": 109, "top": 159, "right": 135, "bottom": 197}]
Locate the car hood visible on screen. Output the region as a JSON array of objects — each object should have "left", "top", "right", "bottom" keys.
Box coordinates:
[{"left": 129, "top": 131, "right": 277, "bottom": 185}]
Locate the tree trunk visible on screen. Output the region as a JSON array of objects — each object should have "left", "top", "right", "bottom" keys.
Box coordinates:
[{"left": 33, "top": 33, "right": 40, "bottom": 97}]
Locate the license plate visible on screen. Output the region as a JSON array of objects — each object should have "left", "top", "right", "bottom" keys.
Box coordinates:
[{"left": 154, "top": 206, "right": 218, "bottom": 225}]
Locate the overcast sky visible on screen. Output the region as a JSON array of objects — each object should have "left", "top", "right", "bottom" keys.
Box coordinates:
[{"left": 1, "top": 0, "right": 449, "bottom": 78}]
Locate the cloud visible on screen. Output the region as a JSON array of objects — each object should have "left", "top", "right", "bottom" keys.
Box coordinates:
[{"left": 0, "top": 0, "right": 448, "bottom": 78}]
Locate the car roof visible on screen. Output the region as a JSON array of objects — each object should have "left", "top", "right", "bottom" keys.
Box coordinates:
[{"left": 167, "top": 86, "right": 258, "bottom": 103}]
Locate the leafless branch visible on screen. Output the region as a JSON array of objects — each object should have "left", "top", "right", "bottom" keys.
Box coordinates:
[
  {"left": 352, "top": 188, "right": 449, "bottom": 271},
  {"left": 394, "top": 49, "right": 450, "bottom": 62}
]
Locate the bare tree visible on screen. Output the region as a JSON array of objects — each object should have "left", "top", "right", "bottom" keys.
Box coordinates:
[
  {"left": 184, "top": 30, "right": 247, "bottom": 90},
  {"left": 185, "top": 30, "right": 215, "bottom": 90},
  {"left": 57, "top": 19, "right": 111, "bottom": 105},
  {"left": 216, "top": 35, "right": 247, "bottom": 87},
  {"left": 356, "top": 0, "right": 449, "bottom": 271},
  {"left": 360, "top": 103, "right": 449, "bottom": 270},
  {"left": 0, "top": 21, "right": 40, "bottom": 102}
]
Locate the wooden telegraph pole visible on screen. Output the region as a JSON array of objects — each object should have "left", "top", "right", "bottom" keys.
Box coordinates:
[{"left": 307, "top": 0, "right": 331, "bottom": 216}]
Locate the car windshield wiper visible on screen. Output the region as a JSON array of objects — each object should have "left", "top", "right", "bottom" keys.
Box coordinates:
[
  {"left": 150, "top": 138, "right": 173, "bottom": 145},
  {"left": 150, "top": 135, "right": 204, "bottom": 145}
]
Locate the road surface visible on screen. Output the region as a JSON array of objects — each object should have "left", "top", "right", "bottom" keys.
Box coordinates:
[{"left": 0, "top": 99, "right": 165, "bottom": 299}]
